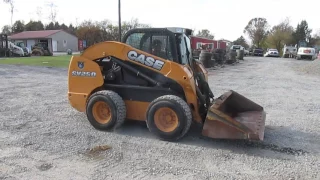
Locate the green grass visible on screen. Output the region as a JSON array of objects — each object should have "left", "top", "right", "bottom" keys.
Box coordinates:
[{"left": 0, "top": 55, "right": 75, "bottom": 68}]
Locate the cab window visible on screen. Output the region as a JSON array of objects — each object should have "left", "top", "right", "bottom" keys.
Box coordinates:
[
  {"left": 150, "top": 35, "right": 173, "bottom": 60},
  {"left": 178, "top": 35, "right": 188, "bottom": 65},
  {"left": 125, "top": 32, "right": 173, "bottom": 60},
  {"left": 125, "top": 32, "right": 150, "bottom": 52}
]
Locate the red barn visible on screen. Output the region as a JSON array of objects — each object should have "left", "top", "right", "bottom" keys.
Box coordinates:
[
  {"left": 190, "top": 36, "right": 227, "bottom": 51},
  {"left": 217, "top": 40, "right": 227, "bottom": 49}
]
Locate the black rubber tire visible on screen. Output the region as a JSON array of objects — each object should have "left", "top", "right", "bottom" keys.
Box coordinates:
[
  {"left": 86, "top": 90, "right": 126, "bottom": 130},
  {"left": 146, "top": 95, "right": 192, "bottom": 141}
]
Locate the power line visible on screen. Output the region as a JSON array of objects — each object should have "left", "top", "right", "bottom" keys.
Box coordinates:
[{"left": 118, "top": 0, "right": 121, "bottom": 42}]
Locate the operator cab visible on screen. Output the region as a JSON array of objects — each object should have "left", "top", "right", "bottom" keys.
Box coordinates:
[
  {"left": 122, "top": 27, "right": 194, "bottom": 68},
  {"left": 122, "top": 27, "right": 213, "bottom": 112}
]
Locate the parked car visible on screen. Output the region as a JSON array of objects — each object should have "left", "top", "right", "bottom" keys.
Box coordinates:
[
  {"left": 253, "top": 48, "right": 264, "bottom": 56},
  {"left": 264, "top": 49, "right": 279, "bottom": 57}
]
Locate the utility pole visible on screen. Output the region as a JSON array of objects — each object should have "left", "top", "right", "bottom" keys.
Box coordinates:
[{"left": 118, "top": 0, "right": 121, "bottom": 42}]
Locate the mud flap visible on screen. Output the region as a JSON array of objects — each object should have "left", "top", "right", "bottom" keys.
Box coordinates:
[{"left": 202, "top": 90, "right": 266, "bottom": 141}]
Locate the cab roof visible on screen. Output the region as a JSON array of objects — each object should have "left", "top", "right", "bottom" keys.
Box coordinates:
[{"left": 165, "top": 27, "right": 193, "bottom": 36}]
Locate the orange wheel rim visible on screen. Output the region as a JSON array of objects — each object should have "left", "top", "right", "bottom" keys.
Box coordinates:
[
  {"left": 92, "top": 101, "right": 112, "bottom": 124},
  {"left": 154, "top": 107, "right": 179, "bottom": 133}
]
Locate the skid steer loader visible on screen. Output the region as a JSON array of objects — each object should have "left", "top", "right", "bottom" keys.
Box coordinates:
[{"left": 67, "top": 27, "right": 266, "bottom": 141}]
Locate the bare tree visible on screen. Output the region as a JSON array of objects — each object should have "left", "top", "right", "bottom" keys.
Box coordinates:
[
  {"left": 46, "top": 2, "right": 57, "bottom": 22},
  {"left": 3, "top": 0, "right": 15, "bottom": 27},
  {"left": 36, "top": 6, "right": 42, "bottom": 21},
  {"left": 75, "top": 18, "right": 79, "bottom": 27}
]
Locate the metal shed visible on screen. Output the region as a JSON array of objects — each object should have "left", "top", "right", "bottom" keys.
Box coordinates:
[{"left": 8, "top": 30, "right": 78, "bottom": 52}]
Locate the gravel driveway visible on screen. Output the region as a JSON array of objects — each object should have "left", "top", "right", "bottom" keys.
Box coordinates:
[{"left": 0, "top": 57, "right": 319, "bottom": 180}]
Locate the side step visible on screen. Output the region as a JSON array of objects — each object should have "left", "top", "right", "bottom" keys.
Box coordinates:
[{"left": 202, "top": 90, "right": 266, "bottom": 141}]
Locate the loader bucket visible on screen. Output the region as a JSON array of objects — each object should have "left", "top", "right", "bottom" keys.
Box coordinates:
[{"left": 202, "top": 90, "right": 266, "bottom": 141}]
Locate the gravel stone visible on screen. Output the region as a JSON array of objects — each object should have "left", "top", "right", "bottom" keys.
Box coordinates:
[
  {"left": 291, "top": 58, "right": 320, "bottom": 76},
  {"left": 0, "top": 57, "right": 319, "bottom": 180}
]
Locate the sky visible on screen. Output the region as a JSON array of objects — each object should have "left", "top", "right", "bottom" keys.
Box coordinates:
[{"left": 1, "top": 0, "right": 319, "bottom": 43}]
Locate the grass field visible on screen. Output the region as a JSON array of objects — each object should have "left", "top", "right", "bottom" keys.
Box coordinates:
[{"left": 0, "top": 55, "right": 73, "bottom": 68}]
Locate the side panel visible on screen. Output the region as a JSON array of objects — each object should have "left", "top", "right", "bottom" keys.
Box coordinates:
[
  {"left": 48, "top": 31, "right": 79, "bottom": 52},
  {"left": 165, "top": 63, "right": 202, "bottom": 122},
  {"left": 104, "top": 84, "right": 184, "bottom": 121},
  {"left": 190, "top": 36, "right": 198, "bottom": 50},
  {"left": 218, "top": 41, "right": 227, "bottom": 49},
  {"left": 125, "top": 101, "right": 149, "bottom": 120},
  {"left": 68, "top": 56, "right": 104, "bottom": 112}
]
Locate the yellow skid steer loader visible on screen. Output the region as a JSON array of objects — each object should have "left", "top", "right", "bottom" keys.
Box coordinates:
[{"left": 67, "top": 27, "right": 266, "bottom": 141}]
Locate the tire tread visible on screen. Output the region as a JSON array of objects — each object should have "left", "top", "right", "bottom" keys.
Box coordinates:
[
  {"left": 87, "top": 90, "right": 126, "bottom": 130},
  {"left": 146, "top": 95, "right": 192, "bottom": 141}
]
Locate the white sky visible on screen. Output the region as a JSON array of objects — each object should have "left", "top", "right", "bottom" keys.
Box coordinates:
[{"left": 1, "top": 0, "right": 319, "bottom": 43}]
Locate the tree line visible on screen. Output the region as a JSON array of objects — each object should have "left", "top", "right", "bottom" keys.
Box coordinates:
[
  {"left": 2, "top": 0, "right": 215, "bottom": 46},
  {"left": 1, "top": 18, "right": 216, "bottom": 48},
  {"left": 2, "top": 17, "right": 319, "bottom": 54},
  {"left": 0, "top": 18, "right": 147, "bottom": 46},
  {"left": 235, "top": 17, "right": 320, "bottom": 53},
  {"left": 2, "top": 0, "right": 319, "bottom": 52}
]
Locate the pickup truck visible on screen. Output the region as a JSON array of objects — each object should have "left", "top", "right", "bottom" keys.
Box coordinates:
[{"left": 296, "top": 47, "right": 317, "bottom": 60}]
